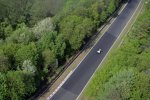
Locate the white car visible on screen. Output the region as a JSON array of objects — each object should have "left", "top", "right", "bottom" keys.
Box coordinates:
[{"left": 97, "top": 49, "right": 102, "bottom": 54}]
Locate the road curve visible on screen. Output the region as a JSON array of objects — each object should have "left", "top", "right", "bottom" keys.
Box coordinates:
[{"left": 48, "top": 0, "right": 141, "bottom": 100}]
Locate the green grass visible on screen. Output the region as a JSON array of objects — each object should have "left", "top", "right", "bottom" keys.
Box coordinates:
[{"left": 82, "top": 0, "right": 150, "bottom": 100}]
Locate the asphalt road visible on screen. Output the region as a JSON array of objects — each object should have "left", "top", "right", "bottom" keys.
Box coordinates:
[{"left": 49, "top": 0, "right": 141, "bottom": 100}]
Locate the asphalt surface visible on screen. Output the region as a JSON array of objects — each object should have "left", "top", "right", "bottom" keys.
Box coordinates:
[{"left": 49, "top": 0, "right": 141, "bottom": 100}]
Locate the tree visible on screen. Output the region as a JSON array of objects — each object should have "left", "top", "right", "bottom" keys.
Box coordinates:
[
  {"left": 22, "top": 60, "right": 37, "bottom": 74},
  {"left": 0, "top": 0, "right": 34, "bottom": 24},
  {"left": 29, "top": 0, "right": 53, "bottom": 24},
  {"left": 0, "top": 50, "right": 10, "bottom": 72},
  {"left": 4, "top": 25, "right": 13, "bottom": 38},
  {"left": 59, "top": 15, "right": 82, "bottom": 39},
  {"left": 72, "top": 7, "right": 90, "bottom": 18},
  {"left": 136, "top": 49, "right": 150, "bottom": 71},
  {"left": 2, "top": 42, "right": 18, "bottom": 62},
  {"left": 6, "top": 71, "right": 36, "bottom": 100},
  {"left": 6, "top": 23, "right": 34, "bottom": 44},
  {"left": 106, "top": 0, "right": 116, "bottom": 15},
  {"left": 42, "top": 49, "right": 56, "bottom": 73},
  {"left": 97, "top": 68, "right": 136, "bottom": 100},
  {"left": 81, "top": 18, "right": 95, "bottom": 37},
  {"left": 59, "top": 15, "right": 94, "bottom": 50},
  {"left": 54, "top": 34, "right": 66, "bottom": 59},
  {"left": 31, "top": 17, "right": 54, "bottom": 40},
  {"left": 6, "top": 71, "right": 26, "bottom": 100},
  {"left": 131, "top": 72, "right": 150, "bottom": 99},
  {"left": 0, "top": 73, "right": 8, "bottom": 100},
  {"left": 38, "top": 31, "right": 57, "bottom": 52},
  {"left": 89, "top": 2, "right": 100, "bottom": 25},
  {"left": 15, "top": 42, "right": 38, "bottom": 66},
  {"left": 0, "top": 19, "right": 11, "bottom": 39}
]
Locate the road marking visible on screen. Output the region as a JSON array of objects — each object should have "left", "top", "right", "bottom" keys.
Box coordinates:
[
  {"left": 46, "top": 2, "right": 128, "bottom": 100},
  {"left": 76, "top": 0, "right": 143, "bottom": 100},
  {"left": 47, "top": 71, "right": 73, "bottom": 100}
]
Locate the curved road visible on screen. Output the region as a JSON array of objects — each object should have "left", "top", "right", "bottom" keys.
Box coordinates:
[{"left": 48, "top": 0, "right": 141, "bottom": 100}]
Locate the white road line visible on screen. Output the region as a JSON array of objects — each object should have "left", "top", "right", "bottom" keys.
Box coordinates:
[
  {"left": 76, "top": 0, "right": 143, "bottom": 100},
  {"left": 46, "top": 2, "right": 128, "bottom": 100},
  {"left": 47, "top": 71, "right": 73, "bottom": 100}
]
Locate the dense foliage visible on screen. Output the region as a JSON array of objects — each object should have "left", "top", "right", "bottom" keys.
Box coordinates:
[
  {"left": 0, "top": 0, "right": 122, "bottom": 99},
  {"left": 84, "top": 1, "right": 150, "bottom": 99}
]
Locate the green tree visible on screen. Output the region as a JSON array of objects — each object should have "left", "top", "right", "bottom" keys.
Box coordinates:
[
  {"left": 0, "top": 73, "right": 8, "bottom": 100},
  {"left": 6, "top": 71, "right": 36, "bottom": 100},
  {"left": 15, "top": 42, "right": 38, "bottom": 66},
  {"left": 38, "top": 31, "right": 57, "bottom": 52},
  {"left": 59, "top": 15, "right": 94, "bottom": 50},
  {"left": 97, "top": 68, "right": 136, "bottom": 100},
  {"left": 42, "top": 49, "right": 56, "bottom": 74},
  {"left": 106, "top": 0, "right": 116, "bottom": 15},
  {"left": 89, "top": 2, "right": 100, "bottom": 25},
  {"left": 6, "top": 71, "right": 26, "bottom": 100},
  {"left": 54, "top": 34, "right": 66, "bottom": 59},
  {"left": 0, "top": 50, "right": 10, "bottom": 72},
  {"left": 0, "top": 0, "right": 33, "bottom": 24},
  {"left": 4, "top": 25, "right": 13, "bottom": 38},
  {"left": 1, "top": 43, "right": 18, "bottom": 70},
  {"left": 136, "top": 49, "right": 150, "bottom": 71},
  {"left": 6, "top": 23, "right": 33, "bottom": 44},
  {"left": 0, "top": 19, "right": 11, "bottom": 39},
  {"left": 59, "top": 15, "right": 82, "bottom": 40}
]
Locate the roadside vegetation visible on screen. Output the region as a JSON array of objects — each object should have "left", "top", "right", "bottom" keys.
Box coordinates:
[
  {"left": 83, "top": 0, "right": 150, "bottom": 100},
  {"left": 0, "top": 0, "right": 125, "bottom": 99}
]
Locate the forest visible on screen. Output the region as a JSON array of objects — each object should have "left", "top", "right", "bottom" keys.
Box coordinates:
[
  {"left": 0, "top": 0, "right": 123, "bottom": 99},
  {"left": 84, "top": 0, "right": 150, "bottom": 99}
]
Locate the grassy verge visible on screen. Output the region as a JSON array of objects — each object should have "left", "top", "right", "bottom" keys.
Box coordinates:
[{"left": 81, "top": 0, "right": 150, "bottom": 100}]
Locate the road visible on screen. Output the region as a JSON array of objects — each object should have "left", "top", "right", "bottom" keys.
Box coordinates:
[{"left": 48, "top": 0, "right": 141, "bottom": 100}]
